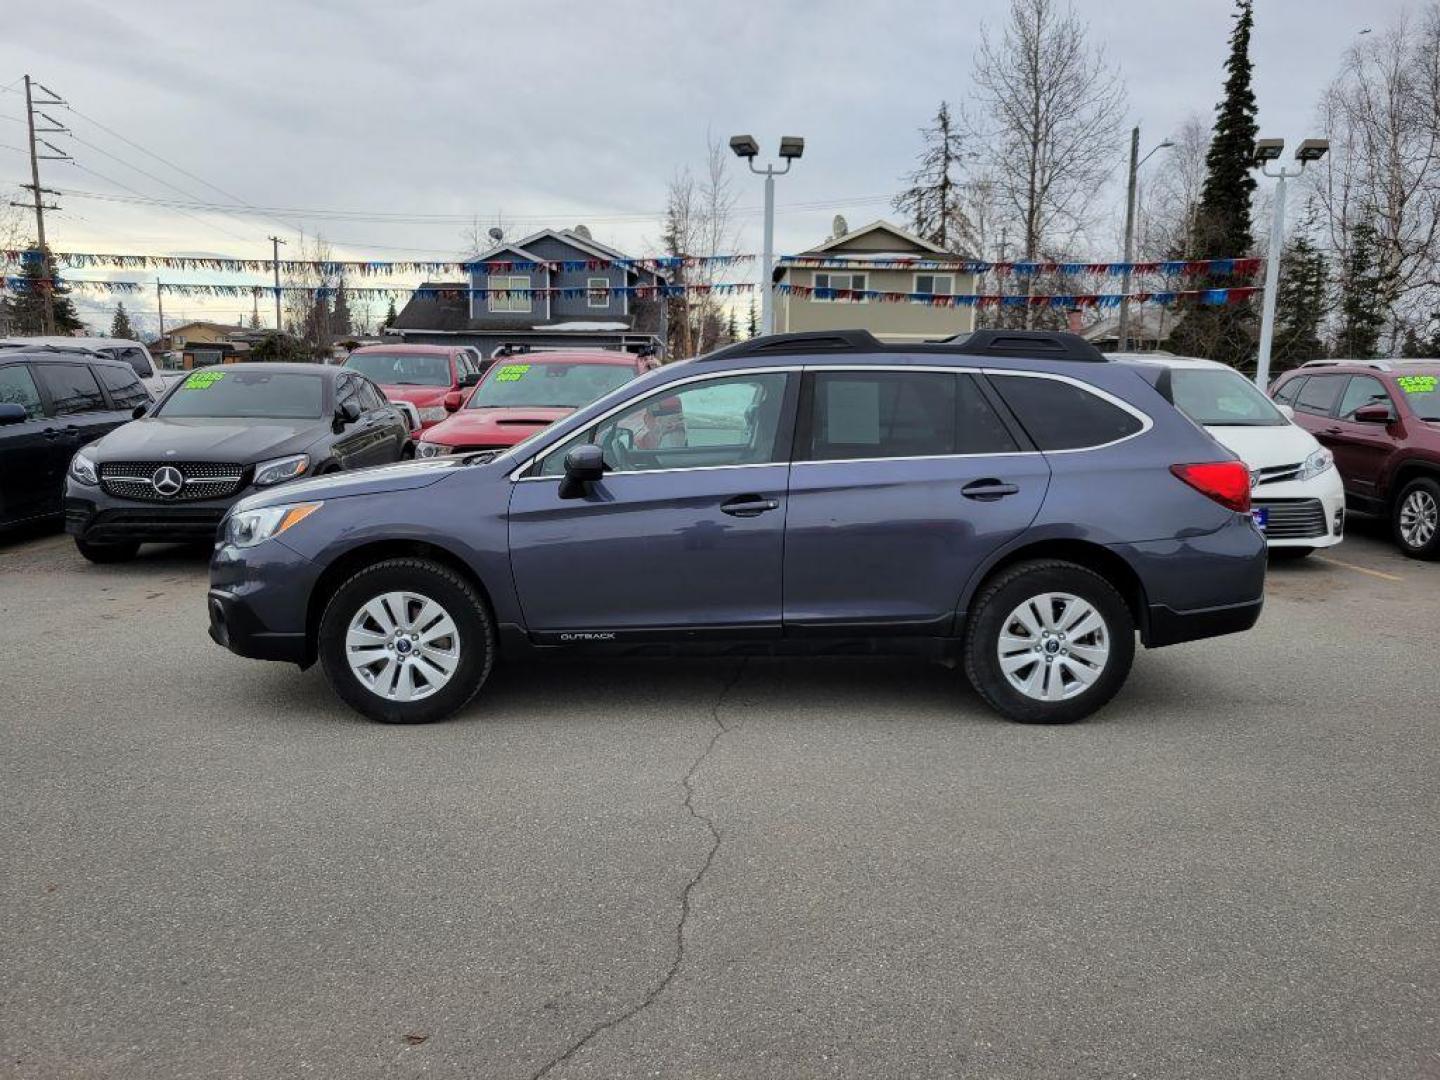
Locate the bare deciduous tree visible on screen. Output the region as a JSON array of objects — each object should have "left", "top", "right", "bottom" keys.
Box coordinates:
[
  {"left": 660, "top": 134, "right": 739, "bottom": 358},
  {"left": 1139, "top": 113, "right": 1211, "bottom": 259}
]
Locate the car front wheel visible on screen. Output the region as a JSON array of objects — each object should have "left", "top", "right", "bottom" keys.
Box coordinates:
[
  {"left": 318, "top": 557, "right": 495, "bottom": 723},
  {"left": 1393, "top": 477, "right": 1440, "bottom": 560},
  {"left": 964, "top": 560, "right": 1135, "bottom": 724}
]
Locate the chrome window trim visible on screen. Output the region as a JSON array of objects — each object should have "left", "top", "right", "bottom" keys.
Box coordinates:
[{"left": 508, "top": 362, "right": 1153, "bottom": 481}]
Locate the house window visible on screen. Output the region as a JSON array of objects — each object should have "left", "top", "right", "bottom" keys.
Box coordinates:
[
  {"left": 488, "top": 274, "right": 531, "bottom": 314},
  {"left": 587, "top": 277, "right": 609, "bottom": 308},
  {"left": 813, "top": 272, "right": 868, "bottom": 303},
  {"left": 913, "top": 273, "right": 954, "bottom": 302}
]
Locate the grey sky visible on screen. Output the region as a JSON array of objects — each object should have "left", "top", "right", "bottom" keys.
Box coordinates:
[{"left": 3, "top": 0, "right": 1396, "bottom": 332}]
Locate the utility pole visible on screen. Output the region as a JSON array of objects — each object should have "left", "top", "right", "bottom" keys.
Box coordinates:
[
  {"left": 16, "top": 76, "right": 70, "bottom": 334},
  {"left": 1117, "top": 128, "right": 1174, "bottom": 353},
  {"left": 156, "top": 279, "right": 165, "bottom": 343},
  {"left": 268, "top": 236, "right": 286, "bottom": 331}
]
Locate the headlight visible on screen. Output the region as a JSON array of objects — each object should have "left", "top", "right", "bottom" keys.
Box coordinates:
[
  {"left": 418, "top": 406, "right": 448, "bottom": 423},
  {"left": 68, "top": 451, "right": 98, "bottom": 486},
  {"left": 252, "top": 454, "right": 310, "bottom": 487},
  {"left": 416, "top": 441, "right": 454, "bottom": 459},
  {"left": 226, "top": 501, "right": 323, "bottom": 548},
  {"left": 1295, "top": 447, "right": 1334, "bottom": 482}
]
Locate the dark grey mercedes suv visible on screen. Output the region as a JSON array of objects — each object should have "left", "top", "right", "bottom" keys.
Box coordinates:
[{"left": 208, "top": 330, "right": 1266, "bottom": 726}]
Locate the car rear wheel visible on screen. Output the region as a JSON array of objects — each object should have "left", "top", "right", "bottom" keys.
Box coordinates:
[
  {"left": 964, "top": 560, "right": 1135, "bottom": 724},
  {"left": 75, "top": 538, "right": 139, "bottom": 564},
  {"left": 1393, "top": 477, "right": 1440, "bottom": 560},
  {"left": 318, "top": 557, "right": 495, "bottom": 723}
]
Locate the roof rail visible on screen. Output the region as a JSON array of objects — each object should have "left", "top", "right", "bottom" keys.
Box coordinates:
[
  {"left": 696, "top": 327, "right": 1105, "bottom": 363},
  {"left": 1300, "top": 358, "right": 1393, "bottom": 371}
]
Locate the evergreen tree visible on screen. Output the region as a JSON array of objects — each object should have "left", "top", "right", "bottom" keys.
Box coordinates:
[
  {"left": 331, "top": 276, "right": 352, "bottom": 337},
  {"left": 1271, "top": 215, "right": 1329, "bottom": 369},
  {"left": 0, "top": 291, "right": 14, "bottom": 336},
  {"left": 746, "top": 294, "right": 758, "bottom": 339},
  {"left": 8, "top": 248, "right": 83, "bottom": 335},
  {"left": 1401, "top": 327, "right": 1425, "bottom": 358},
  {"left": 1334, "top": 217, "right": 1388, "bottom": 358},
  {"left": 109, "top": 302, "right": 135, "bottom": 340},
  {"left": 248, "top": 308, "right": 262, "bottom": 331},
  {"left": 381, "top": 297, "right": 397, "bottom": 330},
  {"left": 1166, "top": 0, "right": 1260, "bottom": 366},
  {"left": 725, "top": 306, "right": 738, "bottom": 344},
  {"left": 893, "top": 101, "right": 973, "bottom": 250}
]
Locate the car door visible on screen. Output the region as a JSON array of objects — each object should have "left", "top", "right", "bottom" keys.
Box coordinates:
[
  {"left": 508, "top": 370, "right": 796, "bottom": 639},
  {"left": 356, "top": 376, "right": 407, "bottom": 463},
  {"left": 782, "top": 367, "right": 1049, "bottom": 634},
  {"left": 1290, "top": 373, "right": 1350, "bottom": 485},
  {"left": 1325, "top": 375, "right": 1397, "bottom": 504},
  {"left": 0, "top": 362, "right": 57, "bottom": 524},
  {"left": 30, "top": 361, "right": 121, "bottom": 494},
  {"left": 329, "top": 375, "right": 371, "bottom": 470}
]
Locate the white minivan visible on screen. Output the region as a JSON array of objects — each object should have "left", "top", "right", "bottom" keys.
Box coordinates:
[
  {"left": 0, "top": 336, "right": 181, "bottom": 400},
  {"left": 1112, "top": 353, "right": 1345, "bottom": 558}
]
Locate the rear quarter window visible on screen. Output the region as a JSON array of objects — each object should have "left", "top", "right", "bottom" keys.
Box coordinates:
[{"left": 988, "top": 374, "right": 1144, "bottom": 451}]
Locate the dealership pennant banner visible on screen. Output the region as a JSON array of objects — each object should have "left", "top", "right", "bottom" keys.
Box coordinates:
[
  {"left": 777, "top": 256, "right": 1264, "bottom": 278},
  {"left": 0, "top": 276, "right": 756, "bottom": 301},
  {"left": 774, "top": 284, "right": 1261, "bottom": 307},
  {"left": 1, "top": 249, "right": 754, "bottom": 277}
]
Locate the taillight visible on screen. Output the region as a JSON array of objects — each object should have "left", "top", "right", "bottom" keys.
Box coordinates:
[{"left": 1170, "top": 461, "right": 1251, "bottom": 514}]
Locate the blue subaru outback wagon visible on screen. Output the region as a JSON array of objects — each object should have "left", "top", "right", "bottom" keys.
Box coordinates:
[{"left": 208, "top": 330, "right": 1266, "bottom": 725}]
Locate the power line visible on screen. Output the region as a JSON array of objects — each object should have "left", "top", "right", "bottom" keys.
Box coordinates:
[{"left": 67, "top": 160, "right": 256, "bottom": 245}]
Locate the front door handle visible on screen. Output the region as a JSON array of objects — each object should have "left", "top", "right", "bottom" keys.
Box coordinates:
[
  {"left": 1324, "top": 426, "right": 1343, "bottom": 435},
  {"left": 720, "top": 495, "right": 780, "bottom": 518},
  {"left": 961, "top": 478, "right": 1020, "bottom": 501}
]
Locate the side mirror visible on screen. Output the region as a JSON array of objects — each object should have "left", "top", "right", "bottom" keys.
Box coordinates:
[
  {"left": 443, "top": 391, "right": 464, "bottom": 413},
  {"left": 458, "top": 372, "right": 481, "bottom": 388},
  {"left": 0, "top": 402, "right": 27, "bottom": 426},
  {"left": 558, "top": 443, "right": 605, "bottom": 500},
  {"left": 132, "top": 403, "right": 149, "bottom": 420},
  {"left": 1352, "top": 403, "right": 1393, "bottom": 424},
  {"left": 337, "top": 399, "right": 363, "bottom": 425},
  {"left": 1275, "top": 403, "right": 1295, "bottom": 421}
]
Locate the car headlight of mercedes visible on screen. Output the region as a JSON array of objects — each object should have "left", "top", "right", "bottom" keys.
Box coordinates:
[
  {"left": 416, "top": 441, "right": 455, "bottom": 459},
  {"left": 226, "top": 501, "right": 323, "bottom": 548},
  {"left": 252, "top": 454, "right": 310, "bottom": 487},
  {"left": 68, "top": 450, "right": 99, "bottom": 486},
  {"left": 1295, "top": 447, "right": 1334, "bottom": 481},
  {"left": 417, "top": 406, "right": 448, "bottom": 423}
]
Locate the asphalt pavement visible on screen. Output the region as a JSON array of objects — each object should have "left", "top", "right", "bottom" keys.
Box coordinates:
[{"left": 1, "top": 518, "right": 1437, "bottom": 1079}]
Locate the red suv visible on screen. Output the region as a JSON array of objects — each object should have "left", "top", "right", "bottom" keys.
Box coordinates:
[
  {"left": 1271, "top": 360, "right": 1440, "bottom": 558},
  {"left": 341, "top": 344, "right": 484, "bottom": 429}
]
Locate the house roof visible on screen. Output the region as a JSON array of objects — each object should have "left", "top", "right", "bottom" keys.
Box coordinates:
[
  {"left": 512, "top": 228, "right": 669, "bottom": 283},
  {"left": 390, "top": 282, "right": 474, "bottom": 333},
  {"left": 167, "top": 321, "right": 249, "bottom": 335},
  {"left": 802, "top": 219, "right": 955, "bottom": 257},
  {"left": 467, "top": 242, "right": 550, "bottom": 268}
]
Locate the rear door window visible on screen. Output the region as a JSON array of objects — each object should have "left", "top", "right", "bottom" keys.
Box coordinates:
[
  {"left": 94, "top": 364, "right": 151, "bottom": 410},
  {"left": 33, "top": 362, "right": 107, "bottom": 415},
  {"left": 988, "top": 374, "right": 1143, "bottom": 450},
  {"left": 1272, "top": 376, "right": 1305, "bottom": 405},
  {"left": 118, "top": 347, "right": 152, "bottom": 378},
  {"left": 0, "top": 363, "right": 45, "bottom": 419},
  {"left": 1294, "top": 374, "right": 1345, "bottom": 416}
]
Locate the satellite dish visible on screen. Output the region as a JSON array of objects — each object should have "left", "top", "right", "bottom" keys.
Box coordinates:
[
  {"left": 487, "top": 226, "right": 504, "bottom": 242},
  {"left": 572, "top": 224, "right": 592, "bottom": 240},
  {"left": 832, "top": 215, "right": 849, "bottom": 239}
]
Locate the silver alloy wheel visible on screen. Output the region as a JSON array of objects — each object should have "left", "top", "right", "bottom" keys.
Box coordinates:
[
  {"left": 345, "top": 591, "right": 461, "bottom": 702},
  {"left": 1399, "top": 489, "right": 1438, "bottom": 549},
  {"left": 997, "top": 592, "right": 1110, "bottom": 702}
]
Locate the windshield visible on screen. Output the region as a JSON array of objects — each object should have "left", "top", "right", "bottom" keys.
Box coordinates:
[
  {"left": 1397, "top": 373, "right": 1440, "bottom": 420},
  {"left": 469, "top": 361, "right": 634, "bottom": 409},
  {"left": 345, "top": 352, "right": 451, "bottom": 387},
  {"left": 1170, "top": 368, "right": 1286, "bottom": 427},
  {"left": 156, "top": 370, "right": 324, "bottom": 419}
]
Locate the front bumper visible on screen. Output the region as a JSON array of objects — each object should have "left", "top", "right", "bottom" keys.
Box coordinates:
[
  {"left": 65, "top": 489, "right": 247, "bottom": 545},
  {"left": 1250, "top": 469, "right": 1346, "bottom": 549},
  {"left": 208, "top": 537, "right": 319, "bottom": 666}
]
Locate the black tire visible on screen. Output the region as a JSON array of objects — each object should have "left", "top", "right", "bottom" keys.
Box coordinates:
[
  {"left": 1268, "top": 546, "right": 1314, "bottom": 561},
  {"left": 75, "top": 537, "right": 139, "bottom": 564},
  {"left": 963, "top": 559, "right": 1136, "bottom": 725},
  {"left": 1391, "top": 476, "right": 1440, "bottom": 560},
  {"left": 317, "top": 557, "right": 495, "bottom": 724}
]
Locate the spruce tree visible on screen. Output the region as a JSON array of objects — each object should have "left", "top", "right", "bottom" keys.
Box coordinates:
[
  {"left": 1334, "top": 218, "right": 1388, "bottom": 358},
  {"left": 746, "top": 295, "right": 758, "bottom": 339},
  {"left": 725, "top": 306, "right": 738, "bottom": 344},
  {"left": 9, "top": 248, "right": 83, "bottom": 335},
  {"left": 893, "top": 101, "right": 973, "bottom": 250},
  {"left": 1166, "top": 0, "right": 1260, "bottom": 366},
  {"left": 331, "top": 276, "right": 351, "bottom": 337},
  {"left": 381, "top": 297, "right": 397, "bottom": 330},
  {"left": 1271, "top": 213, "right": 1328, "bottom": 369},
  {"left": 109, "top": 302, "right": 135, "bottom": 340}
]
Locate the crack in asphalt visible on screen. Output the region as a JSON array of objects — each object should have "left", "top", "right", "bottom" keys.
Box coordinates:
[{"left": 529, "top": 658, "right": 749, "bottom": 1080}]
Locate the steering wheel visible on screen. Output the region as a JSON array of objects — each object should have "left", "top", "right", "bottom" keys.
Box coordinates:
[{"left": 603, "top": 425, "right": 635, "bottom": 470}]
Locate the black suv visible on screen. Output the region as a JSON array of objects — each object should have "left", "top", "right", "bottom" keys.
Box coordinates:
[{"left": 0, "top": 346, "right": 150, "bottom": 532}]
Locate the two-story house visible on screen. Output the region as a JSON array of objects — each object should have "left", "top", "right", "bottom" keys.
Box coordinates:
[
  {"left": 773, "top": 220, "right": 979, "bottom": 342},
  {"left": 389, "top": 228, "right": 666, "bottom": 358}
]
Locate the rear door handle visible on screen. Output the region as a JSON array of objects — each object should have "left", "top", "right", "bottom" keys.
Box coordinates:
[
  {"left": 961, "top": 479, "right": 1020, "bottom": 501},
  {"left": 720, "top": 495, "right": 780, "bottom": 518},
  {"left": 1324, "top": 426, "right": 1343, "bottom": 435}
]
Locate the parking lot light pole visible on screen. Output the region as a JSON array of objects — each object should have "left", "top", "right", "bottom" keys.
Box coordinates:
[
  {"left": 1117, "top": 127, "right": 1173, "bottom": 353},
  {"left": 1253, "top": 137, "right": 1328, "bottom": 391},
  {"left": 731, "top": 135, "right": 804, "bottom": 336}
]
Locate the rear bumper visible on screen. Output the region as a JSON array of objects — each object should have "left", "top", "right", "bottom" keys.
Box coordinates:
[{"left": 1145, "top": 597, "right": 1264, "bottom": 647}]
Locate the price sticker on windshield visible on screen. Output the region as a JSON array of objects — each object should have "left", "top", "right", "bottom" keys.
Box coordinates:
[
  {"left": 1397, "top": 375, "right": 1437, "bottom": 394},
  {"left": 495, "top": 364, "right": 531, "bottom": 382},
  {"left": 182, "top": 370, "right": 226, "bottom": 390}
]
